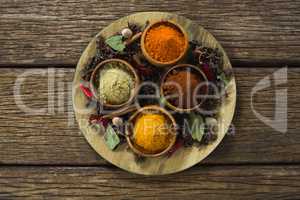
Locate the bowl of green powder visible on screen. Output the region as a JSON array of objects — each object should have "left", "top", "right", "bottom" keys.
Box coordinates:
[{"left": 90, "top": 59, "right": 140, "bottom": 108}]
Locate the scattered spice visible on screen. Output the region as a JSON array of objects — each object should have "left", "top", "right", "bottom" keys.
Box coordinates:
[
  {"left": 137, "top": 84, "right": 160, "bottom": 106},
  {"left": 145, "top": 24, "right": 185, "bottom": 62},
  {"left": 128, "top": 22, "right": 143, "bottom": 34},
  {"left": 188, "top": 40, "right": 233, "bottom": 116},
  {"left": 80, "top": 36, "right": 118, "bottom": 81},
  {"left": 202, "top": 63, "right": 215, "bottom": 81},
  {"left": 205, "top": 117, "right": 218, "bottom": 133},
  {"left": 167, "top": 139, "right": 183, "bottom": 157},
  {"left": 124, "top": 32, "right": 142, "bottom": 46},
  {"left": 89, "top": 115, "right": 110, "bottom": 128},
  {"left": 201, "top": 131, "right": 218, "bottom": 145}
]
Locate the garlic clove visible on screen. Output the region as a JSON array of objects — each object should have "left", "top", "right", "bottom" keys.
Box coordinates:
[
  {"left": 121, "top": 28, "right": 133, "bottom": 39},
  {"left": 112, "top": 117, "right": 123, "bottom": 127}
]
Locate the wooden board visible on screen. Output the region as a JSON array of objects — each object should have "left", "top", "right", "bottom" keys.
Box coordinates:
[
  {"left": 1, "top": 0, "right": 300, "bottom": 197},
  {"left": 1, "top": 0, "right": 300, "bottom": 66},
  {"left": 0, "top": 68, "right": 299, "bottom": 165},
  {"left": 73, "top": 12, "right": 236, "bottom": 175},
  {"left": 0, "top": 165, "right": 300, "bottom": 199}
]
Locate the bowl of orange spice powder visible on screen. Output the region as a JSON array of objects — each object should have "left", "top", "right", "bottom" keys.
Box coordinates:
[
  {"left": 141, "top": 20, "right": 189, "bottom": 67},
  {"left": 125, "top": 105, "right": 177, "bottom": 157}
]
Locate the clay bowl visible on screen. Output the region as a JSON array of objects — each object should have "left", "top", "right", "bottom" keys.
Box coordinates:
[
  {"left": 160, "top": 64, "right": 209, "bottom": 113},
  {"left": 141, "top": 20, "right": 189, "bottom": 68},
  {"left": 125, "top": 105, "right": 177, "bottom": 157},
  {"left": 90, "top": 58, "right": 140, "bottom": 109}
]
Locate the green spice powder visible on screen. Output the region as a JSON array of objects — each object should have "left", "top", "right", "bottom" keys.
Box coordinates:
[{"left": 99, "top": 62, "right": 134, "bottom": 105}]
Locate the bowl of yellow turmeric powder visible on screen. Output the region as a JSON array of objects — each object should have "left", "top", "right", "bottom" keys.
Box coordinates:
[
  {"left": 126, "top": 105, "right": 177, "bottom": 157},
  {"left": 141, "top": 20, "right": 188, "bottom": 68}
]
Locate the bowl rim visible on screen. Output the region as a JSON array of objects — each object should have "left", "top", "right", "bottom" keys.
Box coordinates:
[
  {"left": 141, "top": 20, "right": 189, "bottom": 67},
  {"left": 90, "top": 58, "right": 140, "bottom": 108},
  {"left": 160, "top": 63, "right": 209, "bottom": 113},
  {"left": 125, "top": 105, "right": 177, "bottom": 157}
]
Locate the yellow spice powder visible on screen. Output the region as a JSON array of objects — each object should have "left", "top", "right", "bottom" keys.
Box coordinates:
[{"left": 134, "top": 113, "right": 172, "bottom": 153}]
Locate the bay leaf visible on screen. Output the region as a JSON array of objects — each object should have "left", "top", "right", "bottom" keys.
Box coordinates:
[
  {"left": 218, "top": 72, "right": 229, "bottom": 86},
  {"left": 188, "top": 113, "right": 205, "bottom": 142},
  {"left": 105, "top": 35, "right": 125, "bottom": 52},
  {"left": 104, "top": 125, "right": 120, "bottom": 150}
]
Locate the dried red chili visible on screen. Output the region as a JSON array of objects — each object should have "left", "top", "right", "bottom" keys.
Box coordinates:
[
  {"left": 79, "top": 83, "right": 93, "bottom": 99},
  {"left": 89, "top": 115, "right": 110, "bottom": 128}
]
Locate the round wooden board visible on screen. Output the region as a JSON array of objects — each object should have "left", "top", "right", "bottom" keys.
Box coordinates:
[{"left": 73, "top": 12, "right": 236, "bottom": 175}]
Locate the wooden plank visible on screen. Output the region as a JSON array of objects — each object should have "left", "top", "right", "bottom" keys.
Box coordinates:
[
  {"left": 0, "top": 68, "right": 299, "bottom": 165},
  {"left": 0, "top": 165, "right": 300, "bottom": 199},
  {"left": 0, "top": 0, "right": 300, "bottom": 66}
]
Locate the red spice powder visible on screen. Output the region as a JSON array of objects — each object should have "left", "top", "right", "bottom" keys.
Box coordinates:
[{"left": 163, "top": 69, "right": 203, "bottom": 109}]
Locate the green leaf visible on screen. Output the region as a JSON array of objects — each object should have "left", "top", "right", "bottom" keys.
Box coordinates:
[
  {"left": 105, "top": 35, "right": 125, "bottom": 52},
  {"left": 188, "top": 113, "right": 205, "bottom": 142},
  {"left": 104, "top": 125, "right": 120, "bottom": 150},
  {"left": 218, "top": 72, "right": 229, "bottom": 86}
]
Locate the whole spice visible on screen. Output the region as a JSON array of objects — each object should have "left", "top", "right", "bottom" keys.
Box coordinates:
[
  {"left": 145, "top": 24, "right": 185, "bottom": 62},
  {"left": 167, "top": 139, "right": 183, "bottom": 157},
  {"left": 202, "top": 63, "right": 215, "bottom": 81},
  {"left": 201, "top": 131, "right": 218, "bottom": 145},
  {"left": 79, "top": 83, "right": 93, "bottom": 99},
  {"left": 133, "top": 113, "right": 173, "bottom": 153},
  {"left": 80, "top": 36, "right": 119, "bottom": 81},
  {"left": 89, "top": 115, "right": 110, "bottom": 128},
  {"left": 124, "top": 32, "right": 142, "bottom": 46},
  {"left": 205, "top": 117, "right": 218, "bottom": 133}
]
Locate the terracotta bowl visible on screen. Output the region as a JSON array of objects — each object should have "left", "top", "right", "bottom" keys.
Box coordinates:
[
  {"left": 125, "top": 105, "right": 177, "bottom": 157},
  {"left": 141, "top": 20, "right": 189, "bottom": 68},
  {"left": 90, "top": 58, "right": 140, "bottom": 109},
  {"left": 160, "top": 64, "right": 209, "bottom": 112}
]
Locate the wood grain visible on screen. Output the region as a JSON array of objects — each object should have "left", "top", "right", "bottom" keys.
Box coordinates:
[
  {"left": 0, "top": 0, "right": 300, "bottom": 66},
  {"left": 0, "top": 68, "right": 299, "bottom": 165},
  {"left": 0, "top": 165, "right": 300, "bottom": 199}
]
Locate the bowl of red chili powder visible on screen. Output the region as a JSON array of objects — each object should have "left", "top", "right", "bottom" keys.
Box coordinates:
[
  {"left": 141, "top": 20, "right": 188, "bottom": 67},
  {"left": 161, "top": 64, "right": 208, "bottom": 112}
]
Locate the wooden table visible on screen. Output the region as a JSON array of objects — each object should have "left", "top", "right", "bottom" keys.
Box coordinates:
[{"left": 0, "top": 1, "right": 300, "bottom": 199}]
